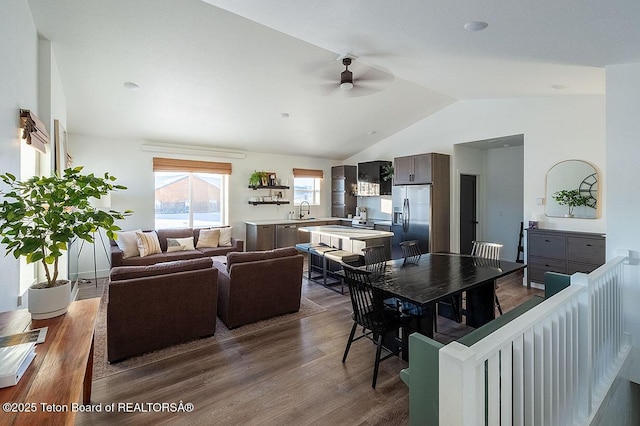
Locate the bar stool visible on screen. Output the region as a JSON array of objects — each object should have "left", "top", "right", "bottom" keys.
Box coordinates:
[
  {"left": 324, "top": 250, "right": 362, "bottom": 294},
  {"left": 308, "top": 245, "right": 339, "bottom": 286}
]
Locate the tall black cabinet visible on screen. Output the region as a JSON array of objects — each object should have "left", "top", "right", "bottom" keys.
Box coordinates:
[{"left": 331, "top": 165, "right": 357, "bottom": 218}]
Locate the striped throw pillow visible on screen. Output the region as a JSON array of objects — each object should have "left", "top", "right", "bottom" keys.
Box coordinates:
[{"left": 136, "top": 231, "right": 162, "bottom": 257}]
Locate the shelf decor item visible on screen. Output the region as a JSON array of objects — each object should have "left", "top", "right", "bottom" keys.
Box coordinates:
[
  {"left": 0, "top": 166, "right": 132, "bottom": 318},
  {"left": 249, "top": 170, "right": 269, "bottom": 187},
  {"left": 551, "top": 189, "right": 592, "bottom": 218}
]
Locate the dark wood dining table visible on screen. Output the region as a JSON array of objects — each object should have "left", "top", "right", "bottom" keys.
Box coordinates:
[{"left": 366, "top": 253, "right": 526, "bottom": 338}]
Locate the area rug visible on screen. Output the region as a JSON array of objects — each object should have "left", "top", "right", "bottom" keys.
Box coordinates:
[{"left": 92, "top": 290, "right": 326, "bottom": 379}]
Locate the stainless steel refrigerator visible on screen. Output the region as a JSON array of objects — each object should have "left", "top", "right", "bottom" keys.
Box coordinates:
[{"left": 392, "top": 185, "right": 431, "bottom": 257}]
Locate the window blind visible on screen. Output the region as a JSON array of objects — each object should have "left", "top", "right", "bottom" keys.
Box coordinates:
[
  {"left": 292, "top": 168, "right": 324, "bottom": 178},
  {"left": 153, "top": 157, "right": 232, "bottom": 175},
  {"left": 20, "top": 109, "right": 49, "bottom": 153}
]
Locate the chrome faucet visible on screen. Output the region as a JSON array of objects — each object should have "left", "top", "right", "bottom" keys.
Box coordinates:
[{"left": 299, "top": 200, "right": 310, "bottom": 219}]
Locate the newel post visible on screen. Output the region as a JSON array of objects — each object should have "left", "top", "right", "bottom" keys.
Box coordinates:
[{"left": 439, "top": 341, "right": 477, "bottom": 425}]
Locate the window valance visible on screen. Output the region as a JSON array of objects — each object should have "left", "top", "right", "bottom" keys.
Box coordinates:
[
  {"left": 292, "top": 168, "right": 324, "bottom": 178},
  {"left": 153, "top": 157, "right": 232, "bottom": 175},
  {"left": 20, "top": 109, "right": 49, "bottom": 153}
]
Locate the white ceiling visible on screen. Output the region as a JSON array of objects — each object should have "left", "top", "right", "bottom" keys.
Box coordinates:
[{"left": 27, "top": 0, "right": 640, "bottom": 160}]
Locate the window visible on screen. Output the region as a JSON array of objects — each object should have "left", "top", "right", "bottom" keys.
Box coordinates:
[
  {"left": 292, "top": 168, "right": 324, "bottom": 206},
  {"left": 293, "top": 177, "right": 321, "bottom": 205},
  {"left": 153, "top": 158, "right": 231, "bottom": 229}
]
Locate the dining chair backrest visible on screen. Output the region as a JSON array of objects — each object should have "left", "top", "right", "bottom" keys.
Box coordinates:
[
  {"left": 342, "top": 265, "right": 386, "bottom": 332},
  {"left": 362, "top": 245, "right": 387, "bottom": 275},
  {"left": 400, "top": 240, "right": 421, "bottom": 264},
  {"left": 471, "top": 241, "right": 503, "bottom": 260}
]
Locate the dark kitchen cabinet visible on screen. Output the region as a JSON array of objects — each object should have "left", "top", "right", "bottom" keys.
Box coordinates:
[
  {"left": 394, "top": 153, "right": 441, "bottom": 185},
  {"left": 357, "top": 160, "right": 392, "bottom": 196},
  {"left": 331, "top": 165, "right": 357, "bottom": 218}
]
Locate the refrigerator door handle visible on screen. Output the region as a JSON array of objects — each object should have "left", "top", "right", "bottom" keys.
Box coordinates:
[{"left": 403, "top": 198, "right": 410, "bottom": 233}]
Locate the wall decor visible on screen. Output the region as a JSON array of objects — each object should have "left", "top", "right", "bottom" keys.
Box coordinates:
[{"left": 545, "top": 160, "right": 598, "bottom": 218}]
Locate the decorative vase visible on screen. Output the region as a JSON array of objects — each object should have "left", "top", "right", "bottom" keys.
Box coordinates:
[{"left": 28, "top": 280, "right": 72, "bottom": 319}]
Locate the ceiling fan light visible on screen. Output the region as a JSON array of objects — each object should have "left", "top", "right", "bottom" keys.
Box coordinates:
[{"left": 341, "top": 82, "right": 354, "bottom": 90}]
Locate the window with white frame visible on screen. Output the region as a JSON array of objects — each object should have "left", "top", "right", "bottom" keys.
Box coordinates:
[
  {"left": 292, "top": 168, "right": 324, "bottom": 206},
  {"left": 293, "top": 177, "right": 321, "bottom": 205},
  {"left": 153, "top": 158, "right": 231, "bottom": 229}
]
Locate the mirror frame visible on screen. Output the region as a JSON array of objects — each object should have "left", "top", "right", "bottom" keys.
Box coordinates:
[{"left": 545, "top": 159, "right": 599, "bottom": 219}]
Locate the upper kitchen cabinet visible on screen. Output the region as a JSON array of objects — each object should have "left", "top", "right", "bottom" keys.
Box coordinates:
[
  {"left": 394, "top": 153, "right": 448, "bottom": 185},
  {"left": 331, "top": 165, "right": 357, "bottom": 218},
  {"left": 357, "top": 160, "right": 392, "bottom": 196}
]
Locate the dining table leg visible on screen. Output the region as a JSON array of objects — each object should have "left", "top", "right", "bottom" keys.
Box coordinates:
[{"left": 465, "top": 280, "right": 496, "bottom": 328}]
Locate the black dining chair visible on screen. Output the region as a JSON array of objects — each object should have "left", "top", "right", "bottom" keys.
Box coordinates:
[
  {"left": 341, "top": 264, "right": 410, "bottom": 388},
  {"left": 362, "top": 245, "right": 387, "bottom": 275},
  {"left": 398, "top": 240, "right": 432, "bottom": 333},
  {"left": 471, "top": 240, "right": 504, "bottom": 315},
  {"left": 400, "top": 240, "right": 421, "bottom": 265}
]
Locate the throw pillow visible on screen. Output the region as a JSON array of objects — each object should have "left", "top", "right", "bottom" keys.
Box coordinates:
[
  {"left": 197, "top": 228, "right": 220, "bottom": 248},
  {"left": 136, "top": 231, "right": 162, "bottom": 257},
  {"left": 174, "top": 236, "right": 195, "bottom": 251},
  {"left": 115, "top": 229, "right": 142, "bottom": 259},
  {"left": 166, "top": 238, "right": 187, "bottom": 252},
  {"left": 219, "top": 226, "right": 233, "bottom": 247}
]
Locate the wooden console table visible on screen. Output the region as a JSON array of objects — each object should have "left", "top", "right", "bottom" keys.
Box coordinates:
[{"left": 0, "top": 298, "right": 99, "bottom": 425}]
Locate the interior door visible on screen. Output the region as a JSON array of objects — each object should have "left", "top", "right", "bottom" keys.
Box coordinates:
[{"left": 459, "top": 174, "right": 477, "bottom": 254}]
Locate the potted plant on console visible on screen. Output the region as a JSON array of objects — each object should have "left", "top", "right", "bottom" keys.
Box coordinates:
[
  {"left": 0, "top": 166, "right": 132, "bottom": 319},
  {"left": 551, "top": 189, "right": 591, "bottom": 218}
]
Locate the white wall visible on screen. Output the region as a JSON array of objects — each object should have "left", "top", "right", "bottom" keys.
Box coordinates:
[
  {"left": 68, "top": 135, "right": 339, "bottom": 277},
  {"left": 484, "top": 145, "right": 524, "bottom": 262},
  {"left": 0, "top": 1, "right": 39, "bottom": 312},
  {"left": 606, "top": 63, "right": 640, "bottom": 383},
  {"left": 345, "top": 96, "right": 606, "bottom": 254}
]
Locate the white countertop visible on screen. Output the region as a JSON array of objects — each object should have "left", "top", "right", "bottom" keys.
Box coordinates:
[
  {"left": 245, "top": 218, "right": 391, "bottom": 226},
  {"left": 245, "top": 217, "right": 341, "bottom": 226},
  {"left": 298, "top": 225, "right": 394, "bottom": 240}
]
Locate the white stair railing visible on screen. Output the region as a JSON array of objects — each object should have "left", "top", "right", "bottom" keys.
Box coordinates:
[{"left": 439, "top": 255, "right": 632, "bottom": 425}]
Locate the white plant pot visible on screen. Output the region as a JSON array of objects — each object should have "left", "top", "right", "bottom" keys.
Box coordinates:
[
  {"left": 28, "top": 280, "right": 72, "bottom": 320},
  {"left": 564, "top": 213, "right": 575, "bottom": 218}
]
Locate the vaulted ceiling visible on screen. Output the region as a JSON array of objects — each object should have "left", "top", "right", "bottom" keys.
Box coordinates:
[{"left": 27, "top": 0, "right": 640, "bottom": 159}]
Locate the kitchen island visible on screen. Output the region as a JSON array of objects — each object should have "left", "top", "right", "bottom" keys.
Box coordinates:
[{"left": 299, "top": 225, "right": 394, "bottom": 259}]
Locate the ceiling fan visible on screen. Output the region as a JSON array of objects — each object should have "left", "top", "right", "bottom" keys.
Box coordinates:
[{"left": 305, "top": 55, "right": 394, "bottom": 98}]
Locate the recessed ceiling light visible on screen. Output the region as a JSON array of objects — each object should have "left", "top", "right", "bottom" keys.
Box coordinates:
[
  {"left": 551, "top": 84, "right": 567, "bottom": 90},
  {"left": 464, "top": 21, "right": 488, "bottom": 32},
  {"left": 123, "top": 81, "right": 140, "bottom": 90},
  {"left": 280, "top": 113, "right": 290, "bottom": 118}
]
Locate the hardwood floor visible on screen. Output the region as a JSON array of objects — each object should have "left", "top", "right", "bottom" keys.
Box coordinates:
[{"left": 76, "top": 267, "right": 541, "bottom": 425}]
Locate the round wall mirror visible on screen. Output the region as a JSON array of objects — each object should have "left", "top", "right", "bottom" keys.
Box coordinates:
[{"left": 545, "top": 160, "right": 599, "bottom": 219}]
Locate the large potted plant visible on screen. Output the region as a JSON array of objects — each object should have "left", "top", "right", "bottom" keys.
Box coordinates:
[
  {"left": 551, "top": 189, "right": 591, "bottom": 218},
  {"left": 0, "top": 166, "right": 132, "bottom": 319}
]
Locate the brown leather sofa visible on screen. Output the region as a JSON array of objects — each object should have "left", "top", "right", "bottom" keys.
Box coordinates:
[
  {"left": 107, "top": 257, "right": 218, "bottom": 362},
  {"left": 213, "top": 247, "right": 304, "bottom": 329},
  {"left": 110, "top": 227, "right": 243, "bottom": 267}
]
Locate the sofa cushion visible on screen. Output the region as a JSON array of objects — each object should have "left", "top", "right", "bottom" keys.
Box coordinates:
[
  {"left": 156, "top": 228, "right": 194, "bottom": 252},
  {"left": 166, "top": 236, "right": 195, "bottom": 252},
  {"left": 110, "top": 257, "right": 213, "bottom": 281},
  {"left": 226, "top": 247, "right": 298, "bottom": 272},
  {"left": 136, "top": 231, "right": 162, "bottom": 257},
  {"left": 197, "top": 228, "right": 220, "bottom": 248},
  {"left": 115, "top": 229, "right": 142, "bottom": 259},
  {"left": 219, "top": 226, "right": 233, "bottom": 246},
  {"left": 163, "top": 250, "right": 204, "bottom": 262}
]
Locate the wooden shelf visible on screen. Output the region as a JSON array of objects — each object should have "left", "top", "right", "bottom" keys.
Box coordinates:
[
  {"left": 248, "top": 185, "right": 290, "bottom": 190},
  {"left": 248, "top": 201, "right": 291, "bottom": 206}
]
